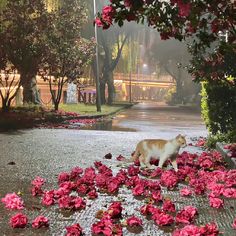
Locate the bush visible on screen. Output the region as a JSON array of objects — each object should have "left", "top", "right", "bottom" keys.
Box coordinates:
[
  {"left": 206, "top": 130, "right": 236, "bottom": 148},
  {"left": 201, "top": 81, "right": 236, "bottom": 135}
]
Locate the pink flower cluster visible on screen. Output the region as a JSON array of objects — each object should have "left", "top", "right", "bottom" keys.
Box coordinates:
[
  {"left": 66, "top": 223, "right": 83, "bottom": 236},
  {"left": 173, "top": 222, "right": 219, "bottom": 236},
  {"left": 1, "top": 192, "right": 24, "bottom": 210},
  {"left": 31, "top": 176, "right": 46, "bottom": 196},
  {"left": 10, "top": 213, "right": 49, "bottom": 229},
  {"left": 126, "top": 216, "right": 142, "bottom": 227},
  {"left": 92, "top": 213, "right": 122, "bottom": 236}
]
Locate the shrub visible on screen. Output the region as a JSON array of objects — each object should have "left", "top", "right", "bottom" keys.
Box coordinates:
[
  {"left": 206, "top": 131, "right": 236, "bottom": 148},
  {"left": 201, "top": 81, "right": 236, "bottom": 136}
]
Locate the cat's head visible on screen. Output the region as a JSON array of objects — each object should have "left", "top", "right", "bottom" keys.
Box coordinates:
[{"left": 176, "top": 134, "right": 187, "bottom": 148}]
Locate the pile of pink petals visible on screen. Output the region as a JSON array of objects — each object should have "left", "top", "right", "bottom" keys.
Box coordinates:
[{"left": 1, "top": 150, "right": 236, "bottom": 235}]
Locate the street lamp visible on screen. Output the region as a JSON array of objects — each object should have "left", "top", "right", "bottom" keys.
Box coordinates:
[
  {"left": 129, "top": 37, "right": 132, "bottom": 103},
  {"left": 93, "top": 0, "right": 101, "bottom": 112}
]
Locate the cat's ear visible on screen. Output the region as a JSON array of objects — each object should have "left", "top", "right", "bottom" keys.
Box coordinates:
[{"left": 176, "top": 134, "right": 181, "bottom": 139}]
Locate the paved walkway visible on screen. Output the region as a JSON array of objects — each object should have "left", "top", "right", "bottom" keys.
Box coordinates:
[{"left": 0, "top": 103, "right": 234, "bottom": 235}]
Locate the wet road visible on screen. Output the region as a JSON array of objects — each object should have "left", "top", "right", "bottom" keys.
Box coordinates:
[
  {"left": 1, "top": 103, "right": 234, "bottom": 236},
  {"left": 85, "top": 102, "right": 207, "bottom": 137}
]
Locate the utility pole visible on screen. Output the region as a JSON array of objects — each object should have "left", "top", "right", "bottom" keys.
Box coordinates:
[
  {"left": 93, "top": 0, "right": 101, "bottom": 112},
  {"left": 129, "top": 38, "right": 132, "bottom": 103}
]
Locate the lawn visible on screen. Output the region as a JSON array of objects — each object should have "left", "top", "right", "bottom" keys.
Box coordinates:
[{"left": 59, "top": 103, "right": 126, "bottom": 116}]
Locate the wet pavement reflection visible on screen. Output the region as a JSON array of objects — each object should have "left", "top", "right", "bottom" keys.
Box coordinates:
[{"left": 82, "top": 102, "right": 207, "bottom": 137}]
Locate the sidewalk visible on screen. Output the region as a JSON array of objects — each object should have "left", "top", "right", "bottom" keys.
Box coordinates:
[{"left": 0, "top": 129, "right": 236, "bottom": 235}]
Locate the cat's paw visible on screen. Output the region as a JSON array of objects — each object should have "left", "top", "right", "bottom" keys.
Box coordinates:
[{"left": 149, "top": 165, "right": 156, "bottom": 170}]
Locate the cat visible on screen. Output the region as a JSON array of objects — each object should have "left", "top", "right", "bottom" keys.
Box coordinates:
[{"left": 132, "top": 134, "right": 187, "bottom": 171}]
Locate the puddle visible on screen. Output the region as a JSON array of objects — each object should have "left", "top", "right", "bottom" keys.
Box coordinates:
[{"left": 80, "top": 119, "right": 137, "bottom": 132}]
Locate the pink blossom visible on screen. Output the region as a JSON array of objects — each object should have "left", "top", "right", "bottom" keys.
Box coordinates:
[
  {"left": 77, "top": 184, "right": 89, "bottom": 195},
  {"left": 223, "top": 188, "right": 236, "bottom": 198},
  {"left": 126, "top": 216, "right": 142, "bottom": 227},
  {"left": 199, "top": 157, "right": 214, "bottom": 169},
  {"left": 208, "top": 183, "right": 224, "bottom": 197},
  {"left": 98, "top": 165, "right": 113, "bottom": 177},
  {"left": 31, "top": 186, "right": 43, "bottom": 197},
  {"left": 200, "top": 222, "right": 219, "bottom": 235},
  {"left": 1, "top": 192, "right": 24, "bottom": 210},
  {"left": 107, "top": 178, "right": 120, "bottom": 193},
  {"left": 95, "top": 174, "right": 107, "bottom": 189},
  {"left": 116, "top": 154, "right": 125, "bottom": 161},
  {"left": 58, "top": 196, "right": 73, "bottom": 209},
  {"left": 91, "top": 214, "right": 117, "bottom": 236},
  {"left": 32, "top": 215, "right": 49, "bottom": 229},
  {"left": 209, "top": 197, "right": 224, "bottom": 208},
  {"left": 140, "top": 204, "right": 156, "bottom": 215},
  {"left": 94, "top": 161, "right": 103, "bottom": 168},
  {"left": 152, "top": 212, "right": 174, "bottom": 226},
  {"left": 70, "top": 167, "right": 83, "bottom": 179},
  {"left": 132, "top": 184, "right": 144, "bottom": 196},
  {"left": 95, "top": 18, "right": 109, "bottom": 29},
  {"left": 59, "top": 181, "right": 75, "bottom": 192},
  {"left": 160, "top": 170, "right": 178, "bottom": 188},
  {"left": 151, "top": 191, "right": 162, "bottom": 202},
  {"left": 232, "top": 218, "right": 236, "bottom": 229},
  {"left": 58, "top": 172, "right": 70, "bottom": 183},
  {"left": 73, "top": 197, "right": 86, "bottom": 210},
  {"left": 162, "top": 199, "right": 176, "bottom": 213},
  {"left": 107, "top": 202, "right": 122, "bottom": 218},
  {"left": 88, "top": 189, "right": 98, "bottom": 199},
  {"left": 10, "top": 213, "right": 28, "bottom": 228},
  {"left": 66, "top": 223, "right": 83, "bottom": 236},
  {"left": 31, "top": 176, "right": 46, "bottom": 188},
  {"left": 173, "top": 224, "right": 202, "bottom": 235},
  {"left": 180, "top": 187, "right": 193, "bottom": 197},
  {"left": 42, "top": 190, "right": 55, "bottom": 206},
  {"left": 128, "top": 165, "right": 140, "bottom": 176},
  {"left": 176, "top": 206, "right": 198, "bottom": 224},
  {"left": 54, "top": 187, "right": 70, "bottom": 199},
  {"left": 148, "top": 180, "right": 161, "bottom": 191},
  {"left": 150, "top": 167, "right": 162, "bottom": 178},
  {"left": 116, "top": 170, "right": 128, "bottom": 184},
  {"left": 124, "top": 0, "right": 135, "bottom": 8},
  {"left": 195, "top": 138, "right": 206, "bottom": 147}
]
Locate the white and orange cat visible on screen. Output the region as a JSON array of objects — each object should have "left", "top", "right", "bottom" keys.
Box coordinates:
[{"left": 132, "top": 134, "right": 187, "bottom": 171}]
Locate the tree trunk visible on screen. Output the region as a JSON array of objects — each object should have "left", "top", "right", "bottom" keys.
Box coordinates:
[
  {"left": 100, "top": 80, "right": 106, "bottom": 105},
  {"left": 54, "top": 102, "right": 59, "bottom": 111},
  {"left": 1, "top": 100, "right": 9, "bottom": 112},
  {"left": 107, "top": 78, "right": 115, "bottom": 105},
  {"left": 22, "top": 81, "right": 33, "bottom": 104},
  {"left": 21, "top": 73, "right": 40, "bottom": 104}
]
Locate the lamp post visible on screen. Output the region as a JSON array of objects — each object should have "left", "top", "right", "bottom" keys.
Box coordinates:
[
  {"left": 129, "top": 38, "right": 132, "bottom": 103},
  {"left": 93, "top": 0, "right": 101, "bottom": 112}
]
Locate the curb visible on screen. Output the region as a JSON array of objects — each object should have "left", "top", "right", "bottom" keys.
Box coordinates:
[
  {"left": 75, "top": 103, "right": 134, "bottom": 120},
  {"left": 216, "top": 142, "right": 236, "bottom": 169}
]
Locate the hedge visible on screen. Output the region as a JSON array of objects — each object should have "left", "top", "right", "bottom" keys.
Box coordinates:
[{"left": 201, "top": 81, "right": 236, "bottom": 135}]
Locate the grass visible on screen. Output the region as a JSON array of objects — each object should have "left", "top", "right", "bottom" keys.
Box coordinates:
[{"left": 59, "top": 103, "right": 127, "bottom": 116}]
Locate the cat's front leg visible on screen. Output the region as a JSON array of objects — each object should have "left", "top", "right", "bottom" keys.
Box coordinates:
[
  {"left": 171, "top": 159, "right": 178, "bottom": 172},
  {"left": 139, "top": 155, "right": 147, "bottom": 169},
  {"left": 158, "top": 155, "right": 169, "bottom": 169},
  {"left": 144, "top": 155, "right": 156, "bottom": 169}
]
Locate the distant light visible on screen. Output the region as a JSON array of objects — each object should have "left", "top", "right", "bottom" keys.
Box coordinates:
[{"left": 143, "top": 64, "right": 148, "bottom": 68}]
